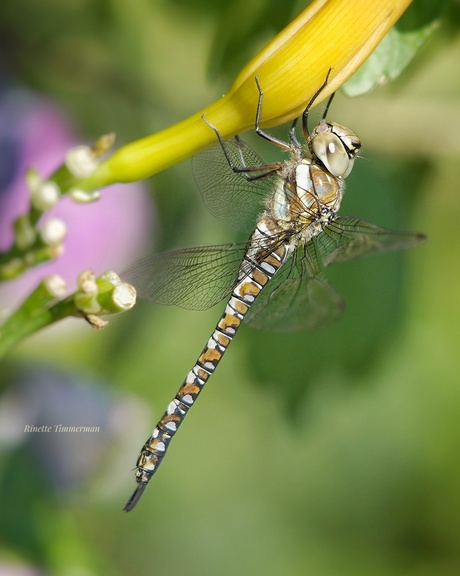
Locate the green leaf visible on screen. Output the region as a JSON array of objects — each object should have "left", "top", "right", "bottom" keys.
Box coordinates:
[{"left": 343, "top": 0, "right": 448, "bottom": 96}]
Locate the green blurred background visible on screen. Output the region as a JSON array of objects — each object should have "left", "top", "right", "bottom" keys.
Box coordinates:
[{"left": 1, "top": 1, "right": 460, "bottom": 575}]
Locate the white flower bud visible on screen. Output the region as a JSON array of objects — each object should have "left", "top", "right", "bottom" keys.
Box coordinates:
[
  {"left": 44, "top": 275, "right": 67, "bottom": 298},
  {"left": 78, "top": 270, "right": 97, "bottom": 294},
  {"left": 69, "top": 188, "right": 101, "bottom": 203},
  {"left": 100, "top": 270, "right": 122, "bottom": 286},
  {"left": 40, "top": 218, "right": 67, "bottom": 246},
  {"left": 65, "top": 145, "right": 98, "bottom": 178},
  {"left": 113, "top": 283, "right": 137, "bottom": 311},
  {"left": 31, "top": 181, "right": 61, "bottom": 211}
]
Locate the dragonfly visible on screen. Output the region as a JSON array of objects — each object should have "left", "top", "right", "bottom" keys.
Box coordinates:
[{"left": 122, "top": 71, "right": 425, "bottom": 511}]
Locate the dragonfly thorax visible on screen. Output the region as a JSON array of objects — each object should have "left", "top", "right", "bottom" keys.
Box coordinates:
[
  {"left": 264, "top": 120, "right": 361, "bottom": 245},
  {"left": 296, "top": 161, "right": 342, "bottom": 214},
  {"left": 268, "top": 158, "right": 343, "bottom": 233}
]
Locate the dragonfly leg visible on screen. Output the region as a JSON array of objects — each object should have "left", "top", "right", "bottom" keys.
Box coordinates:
[
  {"left": 202, "top": 115, "right": 282, "bottom": 181},
  {"left": 301, "top": 67, "right": 334, "bottom": 141},
  {"left": 253, "top": 76, "right": 293, "bottom": 152},
  {"left": 254, "top": 71, "right": 334, "bottom": 149}
]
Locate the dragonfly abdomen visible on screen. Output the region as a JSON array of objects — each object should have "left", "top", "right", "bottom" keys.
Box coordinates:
[{"left": 124, "top": 242, "right": 290, "bottom": 510}]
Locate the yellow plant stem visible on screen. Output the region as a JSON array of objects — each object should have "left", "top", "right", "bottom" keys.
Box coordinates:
[{"left": 62, "top": 0, "right": 412, "bottom": 191}]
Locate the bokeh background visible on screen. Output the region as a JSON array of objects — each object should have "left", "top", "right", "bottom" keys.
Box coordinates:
[{"left": 1, "top": 1, "right": 460, "bottom": 575}]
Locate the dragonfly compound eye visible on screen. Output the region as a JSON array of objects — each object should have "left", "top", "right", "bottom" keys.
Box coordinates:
[{"left": 312, "top": 132, "right": 352, "bottom": 179}]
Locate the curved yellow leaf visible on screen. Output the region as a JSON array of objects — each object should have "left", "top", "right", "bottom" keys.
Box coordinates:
[{"left": 76, "top": 0, "right": 412, "bottom": 191}]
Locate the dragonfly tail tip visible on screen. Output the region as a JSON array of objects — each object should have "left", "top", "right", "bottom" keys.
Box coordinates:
[{"left": 123, "top": 482, "right": 147, "bottom": 512}]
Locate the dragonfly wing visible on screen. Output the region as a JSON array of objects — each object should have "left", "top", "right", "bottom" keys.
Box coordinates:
[
  {"left": 122, "top": 244, "right": 246, "bottom": 310},
  {"left": 192, "top": 139, "right": 276, "bottom": 232},
  {"left": 317, "top": 216, "right": 427, "bottom": 266},
  {"left": 245, "top": 215, "right": 424, "bottom": 332},
  {"left": 245, "top": 255, "right": 344, "bottom": 332}
]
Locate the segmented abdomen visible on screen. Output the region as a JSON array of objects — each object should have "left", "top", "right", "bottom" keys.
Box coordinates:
[{"left": 124, "top": 241, "right": 290, "bottom": 511}]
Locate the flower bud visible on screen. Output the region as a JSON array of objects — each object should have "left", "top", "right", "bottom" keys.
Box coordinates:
[
  {"left": 44, "top": 275, "right": 67, "bottom": 299},
  {"left": 14, "top": 214, "right": 36, "bottom": 250},
  {"left": 73, "top": 270, "right": 136, "bottom": 317},
  {"left": 65, "top": 145, "right": 99, "bottom": 179},
  {"left": 31, "top": 181, "right": 61, "bottom": 212},
  {"left": 69, "top": 188, "right": 101, "bottom": 204},
  {"left": 40, "top": 218, "right": 67, "bottom": 246}
]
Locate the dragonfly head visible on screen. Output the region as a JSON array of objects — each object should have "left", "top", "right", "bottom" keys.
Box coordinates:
[{"left": 310, "top": 121, "right": 361, "bottom": 179}]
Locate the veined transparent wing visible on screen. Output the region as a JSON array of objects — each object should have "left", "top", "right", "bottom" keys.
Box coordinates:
[
  {"left": 245, "top": 252, "right": 344, "bottom": 332},
  {"left": 122, "top": 228, "right": 294, "bottom": 313},
  {"left": 243, "top": 216, "right": 425, "bottom": 332},
  {"left": 192, "top": 138, "right": 278, "bottom": 232},
  {"left": 122, "top": 244, "right": 246, "bottom": 311},
  {"left": 317, "top": 216, "right": 427, "bottom": 267},
  {"left": 122, "top": 217, "right": 424, "bottom": 327}
]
